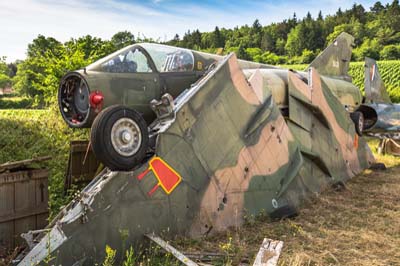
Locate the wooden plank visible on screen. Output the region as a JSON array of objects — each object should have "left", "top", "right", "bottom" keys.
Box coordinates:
[
  {"left": 0, "top": 221, "right": 14, "bottom": 250},
  {"left": 35, "top": 178, "right": 48, "bottom": 210},
  {"left": 0, "top": 169, "right": 48, "bottom": 185},
  {"left": 0, "top": 208, "right": 48, "bottom": 224},
  {"left": 70, "top": 140, "right": 90, "bottom": 153},
  {"left": 145, "top": 233, "right": 198, "bottom": 266},
  {"left": 252, "top": 238, "right": 283, "bottom": 266},
  {"left": 14, "top": 179, "right": 36, "bottom": 214},
  {"left": 0, "top": 183, "right": 14, "bottom": 217},
  {"left": 64, "top": 140, "right": 100, "bottom": 192},
  {"left": 0, "top": 168, "right": 49, "bottom": 252},
  {"left": 0, "top": 156, "right": 51, "bottom": 172}
]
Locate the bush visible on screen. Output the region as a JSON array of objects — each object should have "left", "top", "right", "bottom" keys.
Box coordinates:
[
  {"left": 352, "top": 39, "right": 381, "bottom": 61},
  {"left": 0, "top": 96, "right": 33, "bottom": 109},
  {"left": 0, "top": 108, "right": 89, "bottom": 217},
  {"left": 380, "top": 45, "right": 400, "bottom": 60}
]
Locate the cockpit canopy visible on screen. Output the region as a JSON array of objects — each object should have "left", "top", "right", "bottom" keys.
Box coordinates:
[
  {"left": 141, "top": 43, "right": 194, "bottom": 72},
  {"left": 87, "top": 43, "right": 194, "bottom": 73}
]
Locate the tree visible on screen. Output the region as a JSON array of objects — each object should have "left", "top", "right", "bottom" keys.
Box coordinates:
[
  {"left": 237, "top": 44, "right": 249, "bottom": 60},
  {"left": 261, "top": 29, "right": 275, "bottom": 52},
  {"left": 353, "top": 38, "right": 381, "bottom": 61},
  {"left": 27, "top": 35, "right": 62, "bottom": 58},
  {"left": 349, "top": 4, "right": 366, "bottom": 23},
  {"left": 380, "top": 44, "right": 400, "bottom": 59},
  {"left": 111, "top": 31, "right": 135, "bottom": 50},
  {"left": 285, "top": 24, "right": 307, "bottom": 57},
  {"left": 0, "top": 73, "right": 11, "bottom": 89},
  {"left": 250, "top": 19, "right": 263, "bottom": 47},
  {"left": 13, "top": 35, "right": 99, "bottom": 105},
  {"left": 0, "top": 57, "right": 8, "bottom": 75},
  {"left": 212, "top": 26, "right": 224, "bottom": 48},
  {"left": 371, "top": 1, "right": 385, "bottom": 13}
]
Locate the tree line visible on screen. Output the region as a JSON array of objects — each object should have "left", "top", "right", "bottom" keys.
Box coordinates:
[
  {"left": 0, "top": 0, "right": 399, "bottom": 106},
  {"left": 167, "top": 0, "right": 400, "bottom": 64}
]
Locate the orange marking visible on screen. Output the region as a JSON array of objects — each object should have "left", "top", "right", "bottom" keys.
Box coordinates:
[
  {"left": 137, "top": 168, "right": 151, "bottom": 180},
  {"left": 354, "top": 134, "right": 359, "bottom": 149},
  {"left": 136, "top": 157, "right": 182, "bottom": 196},
  {"left": 149, "top": 157, "right": 182, "bottom": 194},
  {"left": 148, "top": 183, "right": 160, "bottom": 196}
]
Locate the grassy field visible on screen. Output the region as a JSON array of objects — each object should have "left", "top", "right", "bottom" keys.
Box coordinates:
[{"left": 0, "top": 108, "right": 88, "bottom": 217}]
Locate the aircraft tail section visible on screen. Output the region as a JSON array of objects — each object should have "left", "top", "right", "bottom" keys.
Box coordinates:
[
  {"left": 307, "top": 32, "right": 354, "bottom": 79},
  {"left": 364, "top": 57, "right": 391, "bottom": 103}
]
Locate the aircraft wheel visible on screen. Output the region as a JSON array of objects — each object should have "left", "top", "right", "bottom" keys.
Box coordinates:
[
  {"left": 350, "top": 111, "right": 364, "bottom": 136},
  {"left": 91, "top": 105, "right": 149, "bottom": 171}
]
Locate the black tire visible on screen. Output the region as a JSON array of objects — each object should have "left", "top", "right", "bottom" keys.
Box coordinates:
[
  {"left": 350, "top": 111, "right": 364, "bottom": 136},
  {"left": 91, "top": 105, "right": 149, "bottom": 171}
]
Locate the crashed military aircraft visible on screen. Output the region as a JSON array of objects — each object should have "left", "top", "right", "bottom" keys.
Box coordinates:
[
  {"left": 58, "top": 33, "right": 366, "bottom": 171},
  {"left": 16, "top": 32, "right": 374, "bottom": 265}
]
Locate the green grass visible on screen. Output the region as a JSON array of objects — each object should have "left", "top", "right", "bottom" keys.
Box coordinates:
[
  {"left": 0, "top": 108, "right": 88, "bottom": 217},
  {"left": 0, "top": 95, "right": 33, "bottom": 109}
]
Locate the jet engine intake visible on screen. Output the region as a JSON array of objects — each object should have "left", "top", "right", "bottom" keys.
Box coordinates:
[{"left": 58, "top": 72, "right": 92, "bottom": 128}]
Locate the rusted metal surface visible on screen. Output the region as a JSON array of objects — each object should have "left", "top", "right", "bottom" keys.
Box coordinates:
[
  {"left": 0, "top": 167, "right": 49, "bottom": 256},
  {"left": 64, "top": 140, "right": 101, "bottom": 192}
]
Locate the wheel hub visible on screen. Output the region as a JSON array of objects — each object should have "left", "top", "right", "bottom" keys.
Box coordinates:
[
  {"left": 121, "top": 131, "right": 132, "bottom": 143},
  {"left": 111, "top": 118, "right": 142, "bottom": 157}
]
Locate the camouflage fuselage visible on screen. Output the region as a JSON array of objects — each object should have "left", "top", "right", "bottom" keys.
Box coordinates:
[{"left": 19, "top": 54, "right": 373, "bottom": 266}]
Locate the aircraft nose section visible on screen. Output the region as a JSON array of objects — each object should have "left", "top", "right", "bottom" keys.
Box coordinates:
[{"left": 58, "top": 72, "right": 92, "bottom": 128}]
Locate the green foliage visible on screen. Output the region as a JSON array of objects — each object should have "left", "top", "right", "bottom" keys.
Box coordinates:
[
  {"left": 111, "top": 31, "right": 135, "bottom": 50},
  {"left": 13, "top": 39, "right": 97, "bottom": 106},
  {"left": 0, "top": 108, "right": 88, "bottom": 217},
  {"left": 122, "top": 246, "right": 136, "bottom": 266},
  {"left": 164, "top": 1, "right": 400, "bottom": 64},
  {"left": 0, "top": 57, "right": 8, "bottom": 74},
  {"left": 0, "top": 73, "right": 11, "bottom": 88},
  {"left": 12, "top": 31, "right": 137, "bottom": 106},
  {"left": 0, "top": 57, "right": 13, "bottom": 89},
  {"left": 0, "top": 95, "right": 32, "bottom": 109},
  {"left": 352, "top": 38, "right": 382, "bottom": 61},
  {"left": 380, "top": 44, "right": 400, "bottom": 60},
  {"left": 103, "top": 245, "right": 116, "bottom": 266}
]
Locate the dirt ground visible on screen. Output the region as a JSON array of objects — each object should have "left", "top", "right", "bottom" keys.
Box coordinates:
[{"left": 173, "top": 149, "right": 400, "bottom": 266}]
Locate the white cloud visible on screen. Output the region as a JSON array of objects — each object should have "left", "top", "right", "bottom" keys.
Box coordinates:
[{"left": 0, "top": 0, "right": 392, "bottom": 62}]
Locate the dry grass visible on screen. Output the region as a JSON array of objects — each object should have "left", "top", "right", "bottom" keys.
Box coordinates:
[{"left": 173, "top": 142, "right": 400, "bottom": 266}]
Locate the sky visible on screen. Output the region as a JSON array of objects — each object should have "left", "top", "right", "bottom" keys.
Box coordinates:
[{"left": 0, "top": 0, "right": 392, "bottom": 62}]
